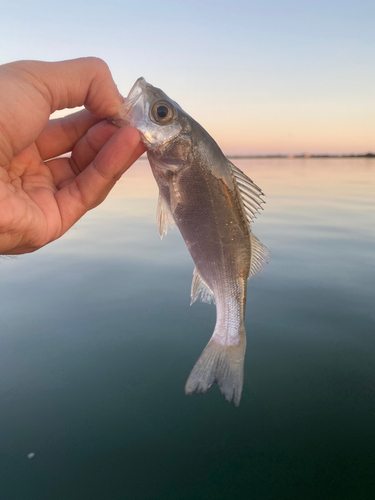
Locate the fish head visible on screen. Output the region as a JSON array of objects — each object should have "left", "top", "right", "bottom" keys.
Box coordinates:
[{"left": 111, "top": 77, "right": 185, "bottom": 154}]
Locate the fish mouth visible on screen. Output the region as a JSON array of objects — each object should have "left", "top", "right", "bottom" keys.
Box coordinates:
[{"left": 110, "top": 77, "right": 147, "bottom": 127}]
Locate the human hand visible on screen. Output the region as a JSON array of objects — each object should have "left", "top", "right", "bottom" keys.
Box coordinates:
[{"left": 0, "top": 57, "right": 146, "bottom": 255}]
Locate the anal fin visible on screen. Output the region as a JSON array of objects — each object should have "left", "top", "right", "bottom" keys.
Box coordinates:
[{"left": 190, "top": 268, "right": 215, "bottom": 305}]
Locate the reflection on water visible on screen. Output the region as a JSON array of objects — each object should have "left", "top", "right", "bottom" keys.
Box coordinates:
[{"left": 1, "top": 158, "right": 375, "bottom": 499}]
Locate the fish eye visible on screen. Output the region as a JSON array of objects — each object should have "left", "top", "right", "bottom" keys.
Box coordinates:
[
  {"left": 157, "top": 105, "right": 169, "bottom": 118},
  {"left": 151, "top": 102, "right": 175, "bottom": 124}
]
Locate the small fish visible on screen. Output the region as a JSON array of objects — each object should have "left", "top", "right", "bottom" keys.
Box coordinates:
[{"left": 112, "top": 78, "right": 269, "bottom": 406}]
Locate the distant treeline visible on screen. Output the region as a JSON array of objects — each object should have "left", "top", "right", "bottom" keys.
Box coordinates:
[{"left": 228, "top": 152, "right": 375, "bottom": 159}]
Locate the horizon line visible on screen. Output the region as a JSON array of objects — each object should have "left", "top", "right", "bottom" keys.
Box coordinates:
[
  {"left": 227, "top": 152, "right": 375, "bottom": 159},
  {"left": 137, "top": 152, "right": 375, "bottom": 160}
]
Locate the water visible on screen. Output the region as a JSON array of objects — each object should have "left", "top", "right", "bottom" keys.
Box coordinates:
[{"left": 1, "top": 158, "right": 375, "bottom": 499}]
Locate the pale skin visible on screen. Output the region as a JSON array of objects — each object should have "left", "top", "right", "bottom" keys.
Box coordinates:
[{"left": 0, "top": 57, "right": 146, "bottom": 255}]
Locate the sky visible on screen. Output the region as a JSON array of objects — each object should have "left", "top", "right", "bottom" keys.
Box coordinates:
[{"left": 1, "top": 0, "right": 374, "bottom": 155}]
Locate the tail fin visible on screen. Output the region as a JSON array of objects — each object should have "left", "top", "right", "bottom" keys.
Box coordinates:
[{"left": 185, "top": 335, "right": 246, "bottom": 406}]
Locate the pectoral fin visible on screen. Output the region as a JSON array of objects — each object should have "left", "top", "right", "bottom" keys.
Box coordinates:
[{"left": 156, "top": 191, "right": 175, "bottom": 239}]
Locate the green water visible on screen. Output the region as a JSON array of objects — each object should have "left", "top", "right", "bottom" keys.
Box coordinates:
[{"left": 1, "top": 158, "right": 375, "bottom": 499}]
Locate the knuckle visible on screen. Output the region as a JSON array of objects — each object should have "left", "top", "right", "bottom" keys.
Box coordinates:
[
  {"left": 85, "top": 57, "right": 111, "bottom": 79},
  {"left": 92, "top": 156, "right": 112, "bottom": 183}
]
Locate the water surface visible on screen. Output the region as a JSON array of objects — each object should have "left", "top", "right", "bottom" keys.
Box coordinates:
[{"left": 1, "top": 158, "right": 375, "bottom": 499}]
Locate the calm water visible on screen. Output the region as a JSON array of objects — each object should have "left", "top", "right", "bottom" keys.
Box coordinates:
[{"left": 1, "top": 158, "right": 375, "bottom": 499}]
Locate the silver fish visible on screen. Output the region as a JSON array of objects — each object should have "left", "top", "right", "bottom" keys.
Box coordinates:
[{"left": 112, "top": 78, "right": 269, "bottom": 405}]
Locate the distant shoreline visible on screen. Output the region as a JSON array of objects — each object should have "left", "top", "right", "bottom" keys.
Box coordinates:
[{"left": 227, "top": 153, "right": 375, "bottom": 159}]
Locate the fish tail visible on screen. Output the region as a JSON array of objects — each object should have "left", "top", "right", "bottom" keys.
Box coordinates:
[{"left": 185, "top": 326, "right": 246, "bottom": 406}]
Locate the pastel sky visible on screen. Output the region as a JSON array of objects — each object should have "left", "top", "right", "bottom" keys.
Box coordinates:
[{"left": 1, "top": 0, "right": 374, "bottom": 155}]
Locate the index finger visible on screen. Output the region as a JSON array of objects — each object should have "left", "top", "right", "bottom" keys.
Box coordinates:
[{"left": 13, "top": 57, "right": 124, "bottom": 117}]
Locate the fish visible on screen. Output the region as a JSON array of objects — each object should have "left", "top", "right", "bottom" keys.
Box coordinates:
[{"left": 111, "top": 78, "right": 269, "bottom": 406}]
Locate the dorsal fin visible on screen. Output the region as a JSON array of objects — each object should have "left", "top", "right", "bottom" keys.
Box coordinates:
[
  {"left": 229, "top": 161, "right": 265, "bottom": 223},
  {"left": 156, "top": 191, "right": 175, "bottom": 239},
  {"left": 249, "top": 232, "right": 270, "bottom": 278},
  {"left": 227, "top": 161, "right": 270, "bottom": 276},
  {"left": 190, "top": 268, "right": 215, "bottom": 305}
]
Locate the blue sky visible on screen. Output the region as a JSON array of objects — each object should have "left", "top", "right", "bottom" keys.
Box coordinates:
[{"left": 1, "top": 0, "right": 374, "bottom": 154}]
